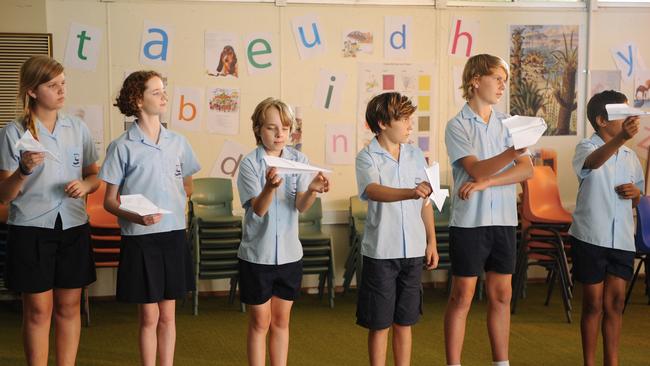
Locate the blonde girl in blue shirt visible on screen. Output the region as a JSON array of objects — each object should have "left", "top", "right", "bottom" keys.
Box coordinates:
[
  {"left": 99, "top": 71, "right": 200, "bottom": 366},
  {"left": 237, "top": 97, "right": 329, "bottom": 366},
  {"left": 0, "top": 55, "right": 100, "bottom": 366}
]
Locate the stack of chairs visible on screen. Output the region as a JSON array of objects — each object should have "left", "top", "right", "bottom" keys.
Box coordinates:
[
  {"left": 189, "top": 178, "right": 243, "bottom": 315},
  {"left": 84, "top": 181, "right": 121, "bottom": 326},
  {"left": 299, "top": 197, "right": 335, "bottom": 308},
  {"left": 511, "top": 166, "right": 573, "bottom": 323},
  {"left": 342, "top": 195, "right": 367, "bottom": 294},
  {"left": 624, "top": 196, "right": 650, "bottom": 311}
]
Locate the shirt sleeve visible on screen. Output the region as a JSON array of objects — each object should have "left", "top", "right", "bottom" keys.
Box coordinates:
[
  {"left": 180, "top": 136, "right": 201, "bottom": 177},
  {"left": 445, "top": 119, "right": 476, "bottom": 165},
  {"left": 572, "top": 140, "right": 596, "bottom": 180},
  {"left": 98, "top": 141, "right": 126, "bottom": 186},
  {"left": 633, "top": 156, "right": 645, "bottom": 194},
  {"left": 355, "top": 149, "right": 379, "bottom": 201},
  {"left": 0, "top": 124, "right": 20, "bottom": 172},
  {"left": 79, "top": 121, "right": 99, "bottom": 167},
  {"left": 237, "top": 156, "right": 262, "bottom": 208}
]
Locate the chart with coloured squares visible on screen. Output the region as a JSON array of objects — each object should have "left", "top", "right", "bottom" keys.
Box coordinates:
[{"left": 357, "top": 63, "right": 437, "bottom": 162}]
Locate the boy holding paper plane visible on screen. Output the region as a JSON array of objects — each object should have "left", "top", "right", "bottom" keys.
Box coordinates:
[
  {"left": 355, "top": 92, "right": 438, "bottom": 366},
  {"left": 99, "top": 71, "right": 201, "bottom": 366},
  {"left": 237, "top": 97, "right": 329, "bottom": 366},
  {"left": 569, "top": 90, "right": 644, "bottom": 366},
  {"left": 0, "top": 55, "right": 100, "bottom": 366},
  {"left": 444, "top": 54, "right": 533, "bottom": 366}
]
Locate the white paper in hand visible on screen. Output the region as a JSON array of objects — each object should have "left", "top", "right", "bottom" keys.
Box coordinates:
[
  {"left": 15, "top": 130, "right": 61, "bottom": 163},
  {"left": 119, "top": 194, "right": 172, "bottom": 216},
  {"left": 263, "top": 155, "right": 332, "bottom": 175},
  {"left": 424, "top": 162, "right": 449, "bottom": 212},
  {"left": 605, "top": 103, "right": 650, "bottom": 120},
  {"left": 502, "top": 116, "right": 547, "bottom": 150}
]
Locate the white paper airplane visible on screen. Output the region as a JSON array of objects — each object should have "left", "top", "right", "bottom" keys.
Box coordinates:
[
  {"left": 424, "top": 162, "right": 449, "bottom": 212},
  {"left": 502, "top": 115, "right": 547, "bottom": 150},
  {"left": 119, "top": 194, "right": 172, "bottom": 216},
  {"left": 605, "top": 103, "right": 650, "bottom": 120},
  {"left": 263, "top": 155, "right": 332, "bottom": 175},
  {"left": 15, "top": 130, "right": 60, "bottom": 163}
]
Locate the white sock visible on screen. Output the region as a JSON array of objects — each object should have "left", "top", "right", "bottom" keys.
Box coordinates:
[{"left": 493, "top": 361, "right": 510, "bottom": 366}]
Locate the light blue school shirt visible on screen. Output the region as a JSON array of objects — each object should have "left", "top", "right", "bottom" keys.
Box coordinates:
[
  {"left": 0, "top": 114, "right": 98, "bottom": 229},
  {"left": 569, "top": 133, "right": 644, "bottom": 252},
  {"left": 445, "top": 103, "right": 520, "bottom": 228},
  {"left": 98, "top": 122, "right": 201, "bottom": 236},
  {"left": 355, "top": 138, "right": 428, "bottom": 260},
  {"left": 237, "top": 146, "right": 310, "bottom": 265}
]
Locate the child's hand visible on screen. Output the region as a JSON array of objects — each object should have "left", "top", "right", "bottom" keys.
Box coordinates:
[
  {"left": 308, "top": 172, "right": 330, "bottom": 194},
  {"left": 619, "top": 116, "right": 640, "bottom": 140},
  {"left": 64, "top": 179, "right": 91, "bottom": 198},
  {"left": 458, "top": 179, "right": 491, "bottom": 200},
  {"left": 264, "top": 167, "right": 283, "bottom": 189},
  {"left": 411, "top": 181, "right": 432, "bottom": 200},
  {"left": 615, "top": 183, "right": 640, "bottom": 200},
  {"left": 425, "top": 243, "right": 439, "bottom": 270},
  {"left": 19, "top": 151, "right": 45, "bottom": 173},
  {"left": 136, "top": 213, "right": 162, "bottom": 226}
]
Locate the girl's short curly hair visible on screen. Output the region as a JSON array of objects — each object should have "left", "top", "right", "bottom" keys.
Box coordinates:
[{"left": 114, "top": 70, "right": 162, "bottom": 117}]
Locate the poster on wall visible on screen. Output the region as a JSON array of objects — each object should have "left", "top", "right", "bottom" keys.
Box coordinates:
[
  {"left": 357, "top": 63, "right": 436, "bottom": 161},
  {"left": 206, "top": 87, "right": 240, "bottom": 135},
  {"left": 589, "top": 70, "right": 621, "bottom": 98},
  {"left": 509, "top": 25, "right": 580, "bottom": 136},
  {"left": 633, "top": 70, "right": 650, "bottom": 108},
  {"left": 342, "top": 29, "right": 373, "bottom": 58},
  {"left": 205, "top": 32, "right": 240, "bottom": 78}
]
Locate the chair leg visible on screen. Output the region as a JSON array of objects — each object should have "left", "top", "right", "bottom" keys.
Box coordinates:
[
  {"left": 228, "top": 277, "right": 238, "bottom": 305},
  {"left": 624, "top": 259, "right": 644, "bottom": 313},
  {"left": 318, "top": 273, "right": 326, "bottom": 300},
  {"left": 328, "top": 261, "right": 335, "bottom": 309},
  {"left": 544, "top": 269, "right": 557, "bottom": 306},
  {"left": 554, "top": 257, "right": 572, "bottom": 323}
]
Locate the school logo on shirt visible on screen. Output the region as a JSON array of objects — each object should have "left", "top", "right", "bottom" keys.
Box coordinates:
[
  {"left": 175, "top": 163, "right": 182, "bottom": 178},
  {"left": 72, "top": 153, "right": 81, "bottom": 167},
  {"left": 67, "top": 147, "right": 82, "bottom": 168}
]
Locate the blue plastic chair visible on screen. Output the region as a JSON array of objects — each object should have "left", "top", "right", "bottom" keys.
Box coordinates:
[{"left": 624, "top": 196, "right": 650, "bottom": 311}]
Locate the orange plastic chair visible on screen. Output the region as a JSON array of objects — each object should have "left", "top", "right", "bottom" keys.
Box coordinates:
[
  {"left": 83, "top": 181, "right": 121, "bottom": 326},
  {"left": 538, "top": 148, "right": 558, "bottom": 175},
  {"left": 513, "top": 166, "right": 573, "bottom": 323}
]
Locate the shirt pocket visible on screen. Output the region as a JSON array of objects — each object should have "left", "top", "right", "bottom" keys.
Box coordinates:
[{"left": 66, "top": 146, "right": 82, "bottom": 170}]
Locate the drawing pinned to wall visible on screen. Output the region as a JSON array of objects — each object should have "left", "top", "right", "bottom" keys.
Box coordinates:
[
  {"left": 510, "top": 25, "right": 580, "bottom": 136},
  {"left": 291, "top": 106, "right": 303, "bottom": 151},
  {"left": 589, "top": 70, "right": 621, "bottom": 98},
  {"left": 206, "top": 88, "right": 240, "bottom": 135},
  {"left": 66, "top": 105, "right": 104, "bottom": 158},
  {"left": 342, "top": 30, "right": 373, "bottom": 58},
  {"left": 634, "top": 70, "right": 650, "bottom": 108},
  {"left": 205, "top": 32, "right": 239, "bottom": 78},
  {"left": 357, "top": 63, "right": 436, "bottom": 160}
]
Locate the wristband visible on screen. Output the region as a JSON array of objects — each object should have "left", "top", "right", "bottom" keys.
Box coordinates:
[{"left": 18, "top": 161, "right": 33, "bottom": 176}]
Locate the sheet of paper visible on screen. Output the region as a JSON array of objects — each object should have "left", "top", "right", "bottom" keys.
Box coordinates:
[
  {"left": 502, "top": 115, "right": 547, "bottom": 149},
  {"left": 263, "top": 155, "right": 332, "bottom": 175},
  {"left": 606, "top": 103, "right": 650, "bottom": 120},
  {"left": 424, "top": 162, "right": 449, "bottom": 212},
  {"left": 119, "top": 194, "right": 172, "bottom": 216},
  {"left": 15, "top": 130, "right": 60, "bottom": 163}
]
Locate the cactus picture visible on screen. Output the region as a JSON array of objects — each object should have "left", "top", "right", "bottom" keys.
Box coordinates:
[{"left": 509, "top": 25, "right": 579, "bottom": 136}]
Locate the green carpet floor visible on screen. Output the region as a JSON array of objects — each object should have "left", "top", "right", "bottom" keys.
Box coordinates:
[{"left": 1, "top": 283, "right": 649, "bottom": 365}]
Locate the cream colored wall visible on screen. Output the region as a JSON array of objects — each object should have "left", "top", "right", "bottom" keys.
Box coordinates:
[
  {"left": 38, "top": 0, "right": 650, "bottom": 296},
  {"left": 0, "top": 0, "right": 47, "bottom": 33}
]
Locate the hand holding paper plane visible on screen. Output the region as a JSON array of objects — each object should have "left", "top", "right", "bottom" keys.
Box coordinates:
[
  {"left": 424, "top": 162, "right": 449, "bottom": 212},
  {"left": 15, "top": 130, "right": 60, "bottom": 163},
  {"left": 605, "top": 104, "right": 650, "bottom": 120},
  {"left": 263, "top": 155, "right": 332, "bottom": 174},
  {"left": 120, "top": 194, "right": 172, "bottom": 216},
  {"left": 502, "top": 116, "right": 547, "bottom": 150}
]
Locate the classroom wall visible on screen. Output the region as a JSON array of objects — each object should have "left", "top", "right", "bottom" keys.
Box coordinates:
[
  {"left": 36, "top": 0, "right": 650, "bottom": 296},
  {"left": 0, "top": 0, "right": 47, "bottom": 33}
]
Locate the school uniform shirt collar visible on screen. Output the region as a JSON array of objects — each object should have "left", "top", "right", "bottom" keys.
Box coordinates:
[
  {"left": 127, "top": 121, "right": 171, "bottom": 146},
  {"left": 460, "top": 103, "right": 497, "bottom": 126},
  {"left": 35, "top": 113, "right": 72, "bottom": 136},
  {"left": 368, "top": 137, "right": 403, "bottom": 162}
]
